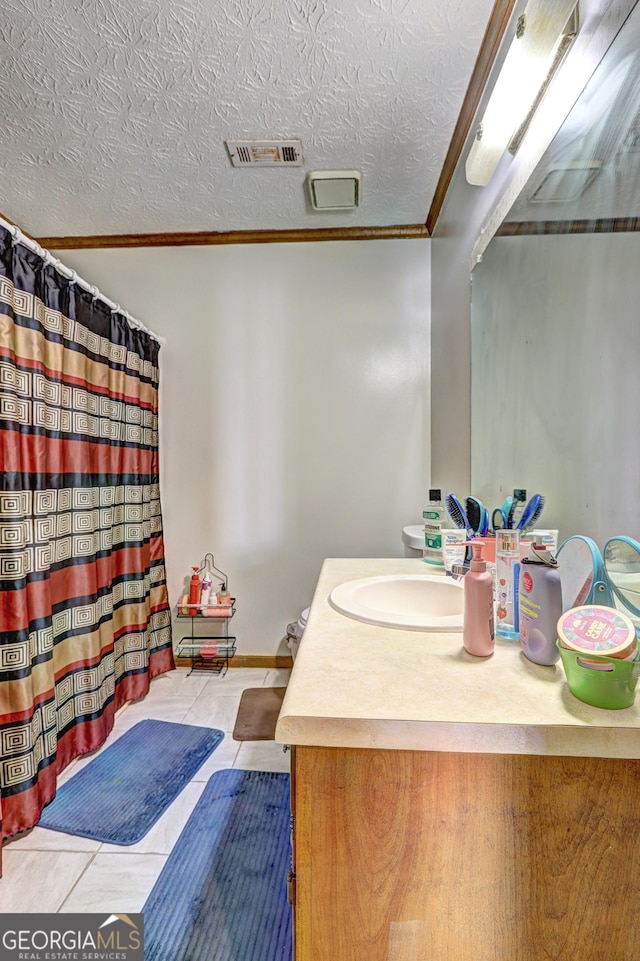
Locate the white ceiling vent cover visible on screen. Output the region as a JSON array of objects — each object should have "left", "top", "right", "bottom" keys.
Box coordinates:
[
  {"left": 307, "top": 170, "right": 361, "bottom": 210},
  {"left": 226, "top": 140, "right": 302, "bottom": 167},
  {"left": 530, "top": 161, "right": 602, "bottom": 203}
]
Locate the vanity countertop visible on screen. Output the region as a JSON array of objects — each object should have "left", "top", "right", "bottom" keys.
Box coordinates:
[{"left": 275, "top": 557, "right": 640, "bottom": 758}]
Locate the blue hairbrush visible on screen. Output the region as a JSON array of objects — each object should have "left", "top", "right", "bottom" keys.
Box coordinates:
[
  {"left": 465, "top": 496, "right": 485, "bottom": 534},
  {"left": 445, "top": 493, "right": 475, "bottom": 538},
  {"left": 517, "top": 494, "right": 545, "bottom": 532}
]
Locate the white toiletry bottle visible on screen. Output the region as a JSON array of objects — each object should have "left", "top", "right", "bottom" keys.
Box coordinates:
[
  {"left": 200, "top": 572, "right": 213, "bottom": 609},
  {"left": 463, "top": 541, "right": 495, "bottom": 657},
  {"left": 422, "top": 488, "right": 447, "bottom": 567},
  {"left": 518, "top": 543, "right": 562, "bottom": 665}
]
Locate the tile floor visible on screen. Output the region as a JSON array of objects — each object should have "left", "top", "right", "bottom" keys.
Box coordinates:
[{"left": 0, "top": 667, "right": 291, "bottom": 913}]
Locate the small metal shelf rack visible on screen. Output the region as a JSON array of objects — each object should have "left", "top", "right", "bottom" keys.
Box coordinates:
[
  {"left": 175, "top": 553, "right": 236, "bottom": 675},
  {"left": 176, "top": 603, "right": 237, "bottom": 675}
]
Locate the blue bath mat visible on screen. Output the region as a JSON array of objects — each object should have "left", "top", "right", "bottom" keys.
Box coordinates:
[
  {"left": 39, "top": 720, "right": 224, "bottom": 844},
  {"left": 143, "top": 769, "right": 292, "bottom": 961}
]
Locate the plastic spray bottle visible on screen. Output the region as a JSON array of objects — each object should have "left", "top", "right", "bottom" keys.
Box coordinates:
[
  {"left": 463, "top": 541, "right": 495, "bottom": 657},
  {"left": 518, "top": 544, "right": 562, "bottom": 665},
  {"left": 188, "top": 567, "right": 201, "bottom": 616},
  {"left": 495, "top": 529, "right": 520, "bottom": 639}
]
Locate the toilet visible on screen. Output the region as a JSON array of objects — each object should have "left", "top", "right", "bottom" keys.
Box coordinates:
[
  {"left": 286, "top": 607, "right": 309, "bottom": 661},
  {"left": 289, "top": 525, "right": 423, "bottom": 659},
  {"left": 402, "top": 524, "right": 425, "bottom": 558}
]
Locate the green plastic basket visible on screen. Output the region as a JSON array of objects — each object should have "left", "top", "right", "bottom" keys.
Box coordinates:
[{"left": 557, "top": 640, "right": 640, "bottom": 710}]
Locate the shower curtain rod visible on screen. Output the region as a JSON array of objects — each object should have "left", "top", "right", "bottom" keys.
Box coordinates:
[{"left": 0, "top": 216, "right": 166, "bottom": 346}]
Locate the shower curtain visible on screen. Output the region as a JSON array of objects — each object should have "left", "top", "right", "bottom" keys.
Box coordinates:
[{"left": 0, "top": 227, "right": 174, "bottom": 861}]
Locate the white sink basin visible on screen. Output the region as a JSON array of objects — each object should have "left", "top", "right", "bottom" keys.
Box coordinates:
[{"left": 328, "top": 573, "right": 464, "bottom": 631}]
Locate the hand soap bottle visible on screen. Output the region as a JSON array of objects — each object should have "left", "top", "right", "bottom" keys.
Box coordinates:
[{"left": 463, "top": 541, "right": 495, "bottom": 657}]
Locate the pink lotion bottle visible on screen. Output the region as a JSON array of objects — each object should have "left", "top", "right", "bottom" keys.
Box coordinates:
[{"left": 463, "top": 541, "right": 495, "bottom": 657}]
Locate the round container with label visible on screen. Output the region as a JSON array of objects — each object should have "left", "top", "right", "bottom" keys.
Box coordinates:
[
  {"left": 558, "top": 605, "right": 637, "bottom": 662},
  {"left": 556, "top": 605, "right": 640, "bottom": 709}
]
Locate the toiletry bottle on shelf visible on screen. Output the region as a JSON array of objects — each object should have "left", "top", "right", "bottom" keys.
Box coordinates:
[
  {"left": 495, "top": 530, "right": 520, "bottom": 640},
  {"left": 518, "top": 544, "right": 562, "bottom": 665},
  {"left": 200, "top": 571, "right": 213, "bottom": 609},
  {"left": 217, "top": 586, "right": 232, "bottom": 607},
  {"left": 422, "top": 488, "right": 447, "bottom": 567},
  {"left": 463, "top": 541, "right": 495, "bottom": 657},
  {"left": 188, "top": 567, "right": 201, "bottom": 616}
]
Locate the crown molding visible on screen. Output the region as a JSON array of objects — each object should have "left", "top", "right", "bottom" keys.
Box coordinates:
[{"left": 35, "top": 224, "right": 429, "bottom": 250}]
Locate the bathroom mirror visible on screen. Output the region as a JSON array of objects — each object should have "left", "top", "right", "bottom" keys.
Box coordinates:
[
  {"left": 470, "top": 2, "right": 640, "bottom": 545},
  {"left": 603, "top": 536, "right": 640, "bottom": 618}
]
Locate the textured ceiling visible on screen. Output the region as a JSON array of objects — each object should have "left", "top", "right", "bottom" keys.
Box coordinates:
[{"left": 0, "top": 0, "right": 496, "bottom": 237}]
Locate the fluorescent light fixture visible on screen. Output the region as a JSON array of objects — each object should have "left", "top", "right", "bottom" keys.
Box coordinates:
[{"left": 466, "top": 1, "right": 579, "bottom": 187}]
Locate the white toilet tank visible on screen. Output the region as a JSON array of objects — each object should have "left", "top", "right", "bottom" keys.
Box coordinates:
[
  {"left": 402, "top": 524, "right": 424, "bottom": 558},
  {"left": 287, "top": 607, "right": 309, "bottom": 661}
]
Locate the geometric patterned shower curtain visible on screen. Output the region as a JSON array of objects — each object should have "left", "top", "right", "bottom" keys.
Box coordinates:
[{"left": 0, "top": 226, "right": 174, "bottom": 861}]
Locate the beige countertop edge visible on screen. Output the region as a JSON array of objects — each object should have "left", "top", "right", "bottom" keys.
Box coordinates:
[{"left": 274, "top": 715, "right": 640, "bottom": 758}]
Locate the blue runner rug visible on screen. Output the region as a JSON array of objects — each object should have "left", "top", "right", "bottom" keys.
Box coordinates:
[
  {"left": 143, "top": 769, "right": 292, "bottom": 961},
  {"left": 39, "top": 719, "right": 224, "bottom": 844}
]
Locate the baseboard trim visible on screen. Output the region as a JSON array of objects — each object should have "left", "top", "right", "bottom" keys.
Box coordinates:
[{"left": 174, "top": 654, "right": 293, "bottom": 670}]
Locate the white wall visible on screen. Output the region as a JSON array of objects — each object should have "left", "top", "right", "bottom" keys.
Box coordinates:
[
  {"left": 471, "top": 233, "right": 640, "bottom": 546},
  {"left": 56, "top": 240, "right": 431, "bottom": 655}
]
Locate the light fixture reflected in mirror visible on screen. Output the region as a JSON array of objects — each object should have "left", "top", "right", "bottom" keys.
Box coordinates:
[{"left": 466, "top": 1, "right": 579, "bottom": 187}]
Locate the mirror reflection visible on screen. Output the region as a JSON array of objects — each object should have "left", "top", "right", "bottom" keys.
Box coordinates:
[
  {"left": 470, "top": 2, "right": 640, "bottom": 546},
  {"left": 603, "top": 537, "right": 640, "bottom": 617}
]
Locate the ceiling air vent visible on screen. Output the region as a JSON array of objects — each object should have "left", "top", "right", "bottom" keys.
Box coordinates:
[
  {"left": 307, "top": 170, "right": 361, "bottom": 210},
  {"left": 529, "top": 161, "right": 602, "bottom": 203},
  {"left": 225, "top": 140, "right": 303, "bottom": 167}
]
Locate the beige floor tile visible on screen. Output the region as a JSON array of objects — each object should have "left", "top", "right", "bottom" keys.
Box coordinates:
[
  {"left": 98, "top": 781, "right": 207, "bottom": 856},
  {"left": 4, "top": 825, "right": 102, "bottom": 854},
  {"left": 146, "top": 668, "right": 210, "bottom": 698},
  {"left": 191, "top": 735, "right": 240, "bottom": 780},
  {"left": 117, "top": 694, "right": 196, "bottom": 725},
  {"left": 58, "top": 853, "right": 167, "bottom": 913},
  {"left": 0, "top": 851, "right": 95, "bottom": 912},
  {"left": 264, "top": 668, "right": 292, "bottom": 687},
  {"left": 234, "top": 740, "right": 291, "bottom": 773},
  {"left": 181, "top": 693, "right": 242, "bottom": 733}
]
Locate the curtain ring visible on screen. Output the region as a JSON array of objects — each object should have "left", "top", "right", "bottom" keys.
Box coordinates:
[
  {"left": 42, "top": 250, "right": 52, "bottom": 267},
  {"left": 11, "top": 227, "right": 22, "bottom": 246},
  {"left": 90, "top": 285, "right": 99, "bottom": 301},
  {"left": 111, "top": 303, "right": 121, "bottom": 314},
  {"left": 69, "top": 270, "right": 78, "bottom": 285}
]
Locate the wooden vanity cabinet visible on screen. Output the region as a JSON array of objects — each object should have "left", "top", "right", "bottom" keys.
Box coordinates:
[{"left": 289, "top": 744, "right": 640, "bottom": 961}]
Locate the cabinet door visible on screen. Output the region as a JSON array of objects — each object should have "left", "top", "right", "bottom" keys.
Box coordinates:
[{"left": 293, "top": 745, "right": 640, "bottom": 961}]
